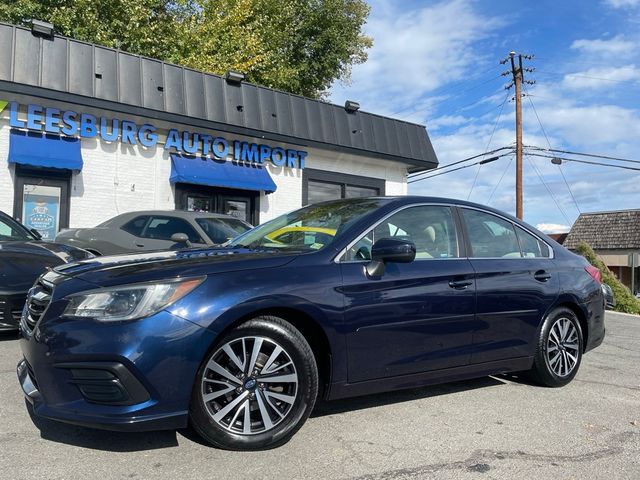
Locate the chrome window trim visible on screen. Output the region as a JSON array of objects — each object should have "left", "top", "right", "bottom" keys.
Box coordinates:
[
  {"left": 333, "top": 202, "right": 461, "bottom": 263},
  {"left": 334, "top": 203, "right": 555, "bottom": 263},
  {"left": 458, "top": 205, "right": 555, "bottom": 260}
]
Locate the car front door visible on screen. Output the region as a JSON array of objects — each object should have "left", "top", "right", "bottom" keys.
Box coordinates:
[
  {"left": 136, "top": 215, "right": 208, "bottom": 251},
  {"left": 340, "top": 205, "right": 477, "bottom": 383},
  {"left": 458, "top": 207, "right": 560, "bottom": 363}
]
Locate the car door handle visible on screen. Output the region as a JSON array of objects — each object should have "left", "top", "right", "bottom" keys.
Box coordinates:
[
  {"left": 135, "top": 242, "right": 145, "bottom": 248},
  {"left": 534, "top": 270, "right": 552, "bottom": 282},
  {"left": 448, "top": 280, "right": 473, "bottom": 290}
]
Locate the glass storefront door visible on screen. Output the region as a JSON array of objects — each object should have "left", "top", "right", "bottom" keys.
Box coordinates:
[
  {"left": 14, "top": 172, "right": 70, "bottom": 241},
  {"left": 176, "top": 184, "right": 258, "bottom": 225}
]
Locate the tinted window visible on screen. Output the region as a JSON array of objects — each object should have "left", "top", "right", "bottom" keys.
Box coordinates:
[
  {"left": 515, "top": 226, "right": 551, "bottom": 258},
  {"left": 345, "top": 206, "right": 459, "bottom": 261},
  {"left": 121, "top": 216, "right": 149, "bottom": 236},
  {"left": 461, "top": 209, "right": 521, "bottom": 258},
  {"left": 0, "top": 214, "right": 33, "bottom": 241},
  {"left": 308, "top": 180, "right": 342, "bottom": 204},
  {"left": 196, "top": 217, "right": 251, "bottom": 244},
  {"left": 142, "top": 216, "right": 202, "bottom": 243},
  {"left": 230, "top": 198, "right": 390, "bottom": 252}
]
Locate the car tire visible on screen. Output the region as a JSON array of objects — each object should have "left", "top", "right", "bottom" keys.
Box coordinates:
[
  {"left": 189, "top": 316, "right": 318, "bottom": 450},
  {"left": 528, "top": 307, "right": 583, "bottom": 387}
]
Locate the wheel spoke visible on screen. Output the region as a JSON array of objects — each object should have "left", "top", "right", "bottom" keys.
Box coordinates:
[
  {"left": 264, "top": 390, "right": 296, "bottom": 405},
  {"left": 213, "top": 390, "right": 249, "bottom": 422},
  {"left": 203, "top": 385, "right": 235, "bottom": 402},
  {"left": 255, "top": 390, "right": 274, "bottom": 430},
  {"left": 550, "top": 328, "right": 562, "bottom": 346},
  {"left": 247, "top": 338, "right": 264, "bottom": 375},
  {"left": 228, "top": 398, "right": 249, "bottom": 430},
  {"left": 207, "top": 360, "right": 242, "bottom": 385},
  {"left": 243, "top": 399, "right": 252, "bottom": 434},
  {"left": 258, "top": 373, "right": 298, "bottom": 384},
  {"left": 261, "top": 345, "right": 283, "bottom": 375},
  {"left": 223, "top": 344, "right": 245, "bottom": 372}
]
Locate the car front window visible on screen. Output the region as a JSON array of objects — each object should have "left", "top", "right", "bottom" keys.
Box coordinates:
[
  {"left": 229, "top": 198, "right": 389, "bottom": 252},
  {"left": 196, "top": 218, "right": 252, "bottom": 244},
  {"left": 0, "top": 215, "right": 35, "bottom": 241}
]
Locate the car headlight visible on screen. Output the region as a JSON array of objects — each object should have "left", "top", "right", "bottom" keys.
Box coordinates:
[{"left": 62, "top": 277, "right": 205, "bottom": 322}]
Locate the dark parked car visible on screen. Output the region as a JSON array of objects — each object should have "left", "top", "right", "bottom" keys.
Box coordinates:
[
  {"left": 17, "top": 197, "right": 605, "bottom": 450},
  {"left": 55, "top": 210, "right": 252, "bottom": 255},
  {"left": 0, "top": 211, "right": 93, "bottom": 331}
]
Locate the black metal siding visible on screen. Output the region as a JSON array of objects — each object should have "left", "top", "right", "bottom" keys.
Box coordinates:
[{"left": 0, "top": 23, "right": 437, "bottom": 170}]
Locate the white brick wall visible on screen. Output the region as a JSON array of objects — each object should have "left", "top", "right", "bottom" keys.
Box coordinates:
[{"left": 0, "top": 93, "right": 412, "bottom": 228}]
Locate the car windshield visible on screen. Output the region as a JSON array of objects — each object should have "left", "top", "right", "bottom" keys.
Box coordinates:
[
  {"left": 0, "top": 214, "right": 35, "bottom": 241},
  {"left": 229, "top": 198, "right": 389, "bottom": 252},
  {"left": 196, "top": 217, "right": 252, "bottom": 244}
]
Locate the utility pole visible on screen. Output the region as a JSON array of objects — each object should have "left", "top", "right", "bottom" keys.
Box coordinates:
[{"left": 501, "top": 52, "right": 534, "bottom": 219}]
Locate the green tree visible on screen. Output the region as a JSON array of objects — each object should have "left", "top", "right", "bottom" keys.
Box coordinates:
[
  {"left": 575, "top": 241, "right": 640, "bottom": 315},
  {"left": 0, "top": 0, "right": 371, "bottom": 98}
]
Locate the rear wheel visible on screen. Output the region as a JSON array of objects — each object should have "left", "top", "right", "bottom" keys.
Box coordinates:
[
  {"left": 190, "top": 316, "right": 318, "bottom": 450},
  {"left": 529, "top": 307, "right": 583, "bottom": 387}
]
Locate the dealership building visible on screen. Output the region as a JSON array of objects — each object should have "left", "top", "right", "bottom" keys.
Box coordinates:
[{"left": 0, "top": 22, "right": 437, "bottom": 238}]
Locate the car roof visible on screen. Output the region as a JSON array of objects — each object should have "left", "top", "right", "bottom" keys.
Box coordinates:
[{"left": 114, "top": 210, "right": 244, "bottom": 220}]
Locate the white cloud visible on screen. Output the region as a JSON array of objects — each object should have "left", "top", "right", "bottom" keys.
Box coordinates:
[
  {"left": 536, "top": 223, "right": 571, "bottom": 233},
  {"left": 562, "top": 65, "right": 640, "bottom": 89},
  {"left": 570, "top": 35, "right": 636, "bottom": 55},
  {"left": 330, "top": 0, "right": 502, "bottom": 116},
  {"left": 604, "top": 0, "right": 640, "bottom": 8}
]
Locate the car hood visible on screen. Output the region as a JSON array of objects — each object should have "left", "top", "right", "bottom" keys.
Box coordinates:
[
  {"left": 0, "top": 241, "right": 92, "bottom": 292},
  {"left": 49, "top": 247, "right": 301, "bottom": 288}
]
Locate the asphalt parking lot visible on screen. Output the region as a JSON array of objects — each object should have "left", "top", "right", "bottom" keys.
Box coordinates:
[{"left": 0, "top": 311, "right": 638, "bottom": 480}]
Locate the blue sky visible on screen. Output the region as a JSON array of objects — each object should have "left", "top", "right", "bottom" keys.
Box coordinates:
[{"left": 331, "top": 0, "right": 640, "bottom": 232}]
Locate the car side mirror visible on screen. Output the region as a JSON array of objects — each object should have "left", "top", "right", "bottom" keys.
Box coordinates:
[
  {"left": 30, "top": 228, "right": 42, "bottom": 240},
  {"left": 366, "top": 238, "right": 416, "bottom": 277},
  {"left": 170, "top": 232, "right": 192, "bottom": 248}
]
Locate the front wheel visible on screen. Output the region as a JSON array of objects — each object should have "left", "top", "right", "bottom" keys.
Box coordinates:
[
  {"left": 190, "top": 316, "right": 318, "bottom": 450},
  {"left": 528, "top": 307, "right": 583, "bottom": 387}
]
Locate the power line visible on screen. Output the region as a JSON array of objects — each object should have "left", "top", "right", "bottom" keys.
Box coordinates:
[
  {"left": 535, "top": 69, "right": 640, "bottom": 85},
  {"left": 523, "top": 88, "right": 581, "bottom": 214},
  {"left": 524, "top": 145, "right": 640, "bottom": 165},
  {"left": 408, "top": 145, "right": 514, "bottom": 180},
  {"left": 524, "top": 154, "right": 573, "bottom": 225},
  {"left": 526, "top": 152, "right": 640, "bottom": 172},
  {"left": 409, "top": 152, "right": 511, "bottom": 183},
  {"left": 487, "top": 155, "right": 514, "bottom": 204},
  {"left": 467, "top": 91, "right": 510, "bottom": 200}
]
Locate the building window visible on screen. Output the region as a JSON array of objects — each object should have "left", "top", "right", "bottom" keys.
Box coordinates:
[{"left": 302, "top": 168, "right": 385, "bottom": 205}]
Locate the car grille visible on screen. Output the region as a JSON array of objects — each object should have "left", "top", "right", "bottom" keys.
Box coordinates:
[
  {"left": 0, "top": 296, "right": 25, "bottom": 329},
  {"left": 24, "top": 281, "right": 53, "bottom": 330}
]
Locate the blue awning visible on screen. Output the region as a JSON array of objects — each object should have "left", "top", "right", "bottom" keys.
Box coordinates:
[
  {"left": 8, "top": 129, "right": 83, "bottom": 171},
  {"left": 170, "top": 154, "right": 277, "bottom": 193}
]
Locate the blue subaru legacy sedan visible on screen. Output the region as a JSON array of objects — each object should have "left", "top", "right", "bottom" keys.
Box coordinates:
[{"left": 17, "top": 197, "right": 605, "bottom": 450}]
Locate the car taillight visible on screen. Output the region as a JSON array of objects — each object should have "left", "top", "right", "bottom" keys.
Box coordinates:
[{"left": 585, "top": 265, "right": 601, "bottom": 284}]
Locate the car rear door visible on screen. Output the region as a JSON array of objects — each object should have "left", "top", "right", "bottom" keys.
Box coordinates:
[
  {"left": 340, "top": 204, "right": 477, "bottom": 383},
  {"left": 458, "top": 207, "right": 559, "bottom": 363}
]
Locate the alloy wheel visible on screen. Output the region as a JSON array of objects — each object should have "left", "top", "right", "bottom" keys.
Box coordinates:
[
  {"left": 546, "top": 317, "right": 580, "bottom": 377},
  {"left": 200, "top": 336, "right": 298, "bottom": 435}
]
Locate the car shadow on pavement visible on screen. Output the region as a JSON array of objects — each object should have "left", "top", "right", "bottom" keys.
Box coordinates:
[
  {"left": 0, "top": 331, "right": 20, "bottom": 342},
  {"left": 26, "top": 401, "right": 180, "bottom": 452},
  {"left": 311, "top": 376, "right": 506, "bottom": 418}
]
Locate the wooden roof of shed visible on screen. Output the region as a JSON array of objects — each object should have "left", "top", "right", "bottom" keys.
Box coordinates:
[{"left": 564, "top": 209, "right": 640, "bottom": 250}]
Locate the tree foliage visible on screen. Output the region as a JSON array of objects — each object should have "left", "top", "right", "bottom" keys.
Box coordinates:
[
  {"left": 0, "top": 0, "right": 372, "bottom": 98},
  {"left": 575, "top": 241, "right": 640, "bottom": 315}
]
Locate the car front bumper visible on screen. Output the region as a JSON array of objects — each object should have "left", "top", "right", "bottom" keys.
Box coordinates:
[{"left": 17, "top": 309, "right": 217, "bottom": 432}]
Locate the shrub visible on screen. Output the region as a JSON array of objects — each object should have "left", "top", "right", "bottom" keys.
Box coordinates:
[{"left": 575, "top": 242, "right": 640, "bottom": 315}]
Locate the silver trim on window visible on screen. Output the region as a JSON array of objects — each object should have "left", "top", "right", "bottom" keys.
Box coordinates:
[{"left": 334, "top": 203, "right": 555, "bottom": 263}]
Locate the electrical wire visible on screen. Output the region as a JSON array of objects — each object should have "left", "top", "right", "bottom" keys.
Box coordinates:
[
  {"left": 467, "top": 91, "right": 510, "bottom": 200},
  {"left": 524, "top": 154, "right": 573, "bottom": 225},
  {"left": 535, "top": 69, "right": 640, "bottom": 85},
  {"left": 409, "top": 152, "right": 512, "bottom": 183},
  {"left": 524, "top": 88, "right": 581, "bottom": 214},
  {"left": 524, "top": 145, "right": 640, "bottom": 165},
  {"left": 487, "top": 155, "right": 514, "bottom": 204},
  {"left": 408, "top": 145, "right": 514, "bottom": 180},
  {"left": 526, "top": 152, "right": 640, "bottom": 171}
]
